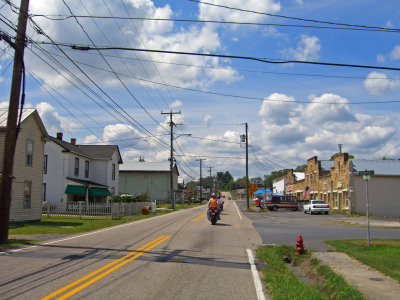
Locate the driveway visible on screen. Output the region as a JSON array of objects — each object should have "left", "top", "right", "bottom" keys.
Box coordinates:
[{"left": 237, "top": 200, "right": 400, "bottom": 251}]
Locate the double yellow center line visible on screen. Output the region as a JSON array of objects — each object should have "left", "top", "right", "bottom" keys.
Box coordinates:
[
  {"left": 192, "top": 213, "right": 206, "bottom": 222},
  {"left": 42, "top": 235, "right": 170, "bottom": 300}
]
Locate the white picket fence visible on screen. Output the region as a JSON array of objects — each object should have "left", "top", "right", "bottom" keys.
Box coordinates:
[{"left": 42, "top": 201, "right": 155, "bottom": 219}]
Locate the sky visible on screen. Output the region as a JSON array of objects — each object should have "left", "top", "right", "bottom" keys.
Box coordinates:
[{"left": 1, "top": 0, "right": 400, "bottom": 181}]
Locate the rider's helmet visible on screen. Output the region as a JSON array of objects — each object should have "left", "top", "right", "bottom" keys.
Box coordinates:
[{"left": 211, "top": 193, "right": 217, "bottom": 198}]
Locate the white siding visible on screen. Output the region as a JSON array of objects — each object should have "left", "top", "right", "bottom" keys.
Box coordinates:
[{"left": 43, "top": 142, "right": 68, "bottom": 205}]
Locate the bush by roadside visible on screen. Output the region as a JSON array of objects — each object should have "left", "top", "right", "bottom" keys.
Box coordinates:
[{"left": 256, "top": 245, "right": 365, "bottom": 300}]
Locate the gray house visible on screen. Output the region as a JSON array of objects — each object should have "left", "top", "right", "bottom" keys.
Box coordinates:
[{"left": 119, "top": 161, "right": 179, "bottom": 202}]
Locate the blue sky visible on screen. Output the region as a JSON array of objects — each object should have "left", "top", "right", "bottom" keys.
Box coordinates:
[{"left": 1, "top": 0, "right": 400, "bottom": 181}]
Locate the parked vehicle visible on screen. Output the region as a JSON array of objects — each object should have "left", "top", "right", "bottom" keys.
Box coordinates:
[
  {"left": 209, "top": 206, "right": 219, "bottom": 225},
  {"left": 263, "top": 195, "right": 298, "bottom": 211},
  {"left": 303, "top": 200, "right": 330, "bottom": 214}
]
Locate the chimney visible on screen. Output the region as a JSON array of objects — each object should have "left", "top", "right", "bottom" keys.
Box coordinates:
[
  {"left": 56, "top": 132, "right": 63, "bottom": 140},
  {"left": 70, "top": 138, "right": 76, "bottom": 145}
]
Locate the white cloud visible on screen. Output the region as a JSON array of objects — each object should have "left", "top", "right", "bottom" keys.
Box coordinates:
[
  {"left": 19, "top": 1, "right": 241, "bottom": 93},
  {"left": 258, "top": 93, "right": 297, "bottom": 125},
  {"left": 204, "top": 114, "right": 213, "bottom": 126},
  {"left": 286, "top": 35, "right": 321, "bottom": 61},
  {"left": 257, "top": 93, "right": 397, "bottom": 161},
  {"left": 169, "top": 100, "right": 183, "bottom": 109},
  {"left": 376, "top": 44, "right": 400, "bottom": 63},
  {"left": 35, "top": 102, "right": 79, "bottom": 135},
  {"left": 364, "top": 72, "right": 400, "bottom": 95},
  {"left": 390, "top": 45, "right": 400, "bottom": 60}
]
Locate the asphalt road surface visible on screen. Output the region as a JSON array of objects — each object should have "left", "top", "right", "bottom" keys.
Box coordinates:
[
  {"left": 0, "top": 200, "right": 262, "bottom": 300},
  {"left": 237, "top": 200, "right": 400, "bottom": 251}
]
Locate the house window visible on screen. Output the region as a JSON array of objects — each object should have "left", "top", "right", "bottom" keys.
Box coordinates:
[
  {"left": 112, "top": 163, "right": 115, "bottom": 180},
  {"left": 24, "top": 181, "right": 32, "bottom": 208},
  {"left": 85, "top": 161, "right": 89, "bottom": 178},
  {"left": 26, "top": 140, "right": 33, "bottom": 166},
  {"left": 42, "top": 183, "right": 46, "bottom": 202},
  {"left": 74, "top": 158, "right": 79, "bottom": 177},
  {"left": 44, "top": 155, "right": 48, "bottom": 174}
]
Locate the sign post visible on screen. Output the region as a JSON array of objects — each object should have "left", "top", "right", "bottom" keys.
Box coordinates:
[{"left": 359, "top": 170, "right": 374, "bottom": 246}]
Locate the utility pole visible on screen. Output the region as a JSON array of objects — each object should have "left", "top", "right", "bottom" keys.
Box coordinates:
[
  {"left": 196, "top": 158, "right": 206, "bottom": 201},
  {"left": 245, "top": 123, "right": 249, "bottom": 210},
  {"left": 161, "top": 111, "right": 181, "bottom": 211},
  {"left": 208, "top": 166, "right": 213, "bottom": 193},
  {"left": 0, "top": 0, "right": 30, "bottom": 245}
]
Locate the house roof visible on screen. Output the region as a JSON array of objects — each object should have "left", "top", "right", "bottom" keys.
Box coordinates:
[
  {"left": 351, "top": 159, "right": 400, "bottom": 176},
  {"left": 49, "top": 136, "right": 122, "bottom": 163},
  {"left": 0, "top": 108, "right": 48, "bottom": 136},
  {"left": 120, "top": 161, "right": 179, "bottom": 175}
]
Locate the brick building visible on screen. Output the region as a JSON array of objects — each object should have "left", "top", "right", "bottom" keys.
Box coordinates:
[{"left": 286, "top": 153, "right": 400, "bottom": 217}]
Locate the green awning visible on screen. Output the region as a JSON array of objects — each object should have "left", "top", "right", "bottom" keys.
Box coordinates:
[
  {"left": 65, "top": 185, "right": 87, "bottom": 195},
  {"left": 89, "top": 187, "right": 111, "bottom": 197}
]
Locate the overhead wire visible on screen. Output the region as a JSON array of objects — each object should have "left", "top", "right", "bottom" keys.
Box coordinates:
[
  {"left": 189, "top": 0, "right": 400, "bottom": 33},
  {"left": 27, "top": 13, "right": 170, "bottom": 150},
  {"left": 62, "top": 0, "right": 169, "bottom": 133}
]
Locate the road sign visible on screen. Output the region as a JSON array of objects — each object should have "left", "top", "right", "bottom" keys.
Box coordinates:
[
  {"left": 249, "top": 184, "right": 257, "bottom": 194},
  {"left": 359, "top": 170, "right": 374, "bottom": 176}
]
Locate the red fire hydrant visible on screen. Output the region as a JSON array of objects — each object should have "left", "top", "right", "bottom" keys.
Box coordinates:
[{"left": 295, "top": 234, "right": 306, "bottom": 255}]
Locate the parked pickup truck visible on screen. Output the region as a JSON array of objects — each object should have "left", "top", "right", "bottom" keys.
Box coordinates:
[
  {"left": 303, "top": 200, "right": 330, "bottom": 214},
  {"left": 263, "top": 195, "right": 298, "bottom": 211}
]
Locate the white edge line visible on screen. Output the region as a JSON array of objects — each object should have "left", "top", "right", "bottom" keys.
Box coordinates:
[
  {"left": 246, "top": 248, "right": 266, "bottom": 300},
  {"left": 2, "top": 208, "right": 193, "bottom": 254},
  {"left": 234, "top": 201, "right": 243, "bottom": 220}
]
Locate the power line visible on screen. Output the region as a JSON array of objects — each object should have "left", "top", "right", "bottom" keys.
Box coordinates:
[
  {"left": 46, "top": 43, "right": 400, "bottom": 72},
  {"left": 189, "top": 0, "right": 400, "bottom": 33},
  {"left": 29, "top": 14, "right": 400, "bottom": 33}
]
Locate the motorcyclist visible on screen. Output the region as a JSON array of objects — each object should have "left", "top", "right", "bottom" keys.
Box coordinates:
[
  {"left": 207, "top": 193, "right": 220, "bottom": 220},
  {"left": 217, "top": 196, "right": 224, "bottom": 212}
]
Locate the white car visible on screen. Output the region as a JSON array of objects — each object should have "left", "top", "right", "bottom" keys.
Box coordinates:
[{"left": 303, "top": 200, "right": 330, "bottom": 214}]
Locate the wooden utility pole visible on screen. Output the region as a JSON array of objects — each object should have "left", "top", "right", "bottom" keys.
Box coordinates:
[
  {"left": 161, "top": 111, "right": 180, "bottom": 211},
  {"left": 196, "top": 158, "right": 206, "bottom": 201},
  {"left": 245, "top": 123, "right": 249, "bottom": 210},
  {"left": 0, "top": 0, "right": 30, "bottom": 245}
]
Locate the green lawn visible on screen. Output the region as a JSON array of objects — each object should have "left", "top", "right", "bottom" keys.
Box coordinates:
[
  {"left": 1, "top": 211, "right": 172, "bottom": 249},
  {"left": 326, "top": 239, "right": 400, "bottom": 282}
]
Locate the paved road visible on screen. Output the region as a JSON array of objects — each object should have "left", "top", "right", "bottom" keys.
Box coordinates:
[
  {"left": 0, "top": 200, "right": 262, "bottom": 300},
  {"left": 237, "top": 200, "right": 400, "bottom": 250}
]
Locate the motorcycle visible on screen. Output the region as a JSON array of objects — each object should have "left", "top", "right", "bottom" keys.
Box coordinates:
[{"left": 209, "top": 207, "right": 218, "bottom": 225}]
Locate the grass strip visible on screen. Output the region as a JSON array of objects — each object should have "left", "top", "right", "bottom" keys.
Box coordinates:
[
  {"left": 257, "top": 245, "right": 325, "bottom": 300},
  {"left": 257, "top": 245, "right": 365, "bottom": 300},
  {"left": 0, "top": 239, "right": 39, "bottom": 250},
  {"left": 8, "top": 210, "right": 171, "bottom": 235},
  {"left": 326, "top": 239, "right": 400, "bottom": 282},
  {"left": 310, "top": 258, "right": 365, "bottom": 300}
]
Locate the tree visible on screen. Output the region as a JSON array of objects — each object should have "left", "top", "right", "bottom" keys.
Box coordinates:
[
  {"left": 138, "top": 156, "right": 145, "bottom": 162},
  {"left": 294, "top": 165, "right": 306, "bottom": 172}
]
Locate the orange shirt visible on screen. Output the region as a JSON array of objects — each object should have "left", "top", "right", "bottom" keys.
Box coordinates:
[{"left": 208, "top": 198, "right": 218, "bottom": 208}]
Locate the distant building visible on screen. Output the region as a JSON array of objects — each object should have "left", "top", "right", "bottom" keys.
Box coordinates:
[
  {"left": 274, "top": 172, "right": 305, "bottom": 195},
  {"left": 0, "top": 109, "right": 48, "bottom": 222},
  {"left": 287, "top": 153, "right": 400, "bottom": 217},
  {"left": 119, "top": 161, "right": 179, "bottom": 202},
  {"left": 43, "top": 132, "right": 122, "bottom": 208}
]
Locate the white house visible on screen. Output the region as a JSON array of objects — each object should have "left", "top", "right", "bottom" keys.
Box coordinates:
[
  {"left": 0, "top": 109, "right": 48, "bottom": 222},
  {"left": 43, "top": 132, "right": 122, "bottom": 208},
  {"left": 273, "top": 172, "right": 305, "bottom": 195}
]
